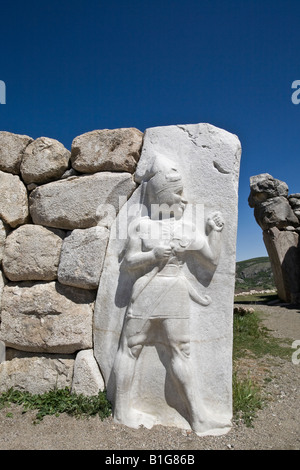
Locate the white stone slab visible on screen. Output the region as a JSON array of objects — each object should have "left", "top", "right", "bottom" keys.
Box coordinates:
[{"left": 94, "top": 123, "right": 241, "bottom": 436}]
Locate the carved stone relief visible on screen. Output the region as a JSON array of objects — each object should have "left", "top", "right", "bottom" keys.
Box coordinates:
[{"left": 94, "top": 123, "right": 241, "bottom": 436}]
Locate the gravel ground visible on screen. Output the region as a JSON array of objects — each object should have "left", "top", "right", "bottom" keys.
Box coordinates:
[{"left": 0, "top": 301, "right": 299, "bottom": 451}]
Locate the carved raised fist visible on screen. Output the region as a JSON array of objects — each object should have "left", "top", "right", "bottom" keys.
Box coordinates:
[
  {"left": 153, "top": 245, "right": 172, "bottom": 259},
  {"left": 206, "top": 211, "right": 224, "bottom": 232}
]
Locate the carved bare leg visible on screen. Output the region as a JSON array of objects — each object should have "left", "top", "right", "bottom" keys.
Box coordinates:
[
  {"left": 161, "top": 319, "right": 213, "bottom": 431},
  {"left": 112, "top": 341, "right": 139, "bottom": 424},
  {"left": 112, "top": 318, "right": 156, "bottom": 428}
]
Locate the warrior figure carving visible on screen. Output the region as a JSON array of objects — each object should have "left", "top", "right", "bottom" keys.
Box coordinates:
[{"left": 112, "top": 156, "right": 225, "bottom": 433}]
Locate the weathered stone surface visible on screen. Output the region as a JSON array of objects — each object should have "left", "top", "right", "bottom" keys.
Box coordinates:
[
  {"left": 4, "top": 348, "right": 74, "bottom": 361},
  {"left": 263, "top": 227, "right": 300, "bottom": 303},
  {"left": 0, "top": 282, "right": 95, "bottom": 353},
  {"left": 0, "top": 270, "right": 5, "bottom": 308},
  {"left": 249, "top": 174, "right": 300, "bottom": 302},
  {"left": 71, "top": 128, "right": 143, "bottom": 174},
  {"left": 0, "top": 272, "right": 5, "bottom": 362},
  {"left": 0, "top": 356, "right": 74, "bottom": 394},
  {"left": 288, "top": 194, "right": 300, "bottom": 220},
  {"left": 20, "top": 137, "right": 70, "bottom": 184},
  {"left": 0, "top": 171, "right": 29, "bottom": 227},
  {"left": 2, "top": 225, "right": 65, "bottom": 281},
  {"left": 58, "top": 227, "right": 109, "bottom": 289},
  {"left": 94, "top": 123, "right": 241, "bottom": 436},
  {"left": 0, "top": 341, "right": 5, "bottom": 364},
  {"left": 253, "top": 196, "right": 299, "bottom": 230},
  {"left": 0, "top": 131, "right": 33, "bottom": 174},
  {"left": 249, "top": 174, "right": 299, "bottom": 230},
  {"left": 71, "top": 349, "right": 104, "bottom": 396},
  {"left": 61, "top": 167, "right": 80, "bottom": 179},
  {"left": 27, "top": 183, "right": 38, "bottom": 191},
  {"left": 29, "top": 172, "right": 136, "bottom": 230},
  {"left": 248, "top": 173, "right": 289, "bottom": 207},
  {"left": 0, "top": 219, "right": 8, "bottom": 263}
]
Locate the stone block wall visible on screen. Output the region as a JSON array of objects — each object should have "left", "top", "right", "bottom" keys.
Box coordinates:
[{"left": 0, "top": 128, "right": 143, "bottom": 395}]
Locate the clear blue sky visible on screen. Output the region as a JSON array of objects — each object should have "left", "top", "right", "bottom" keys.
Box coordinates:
[{"left": 1, "top": 0, "right": 300, "bottom": 261}]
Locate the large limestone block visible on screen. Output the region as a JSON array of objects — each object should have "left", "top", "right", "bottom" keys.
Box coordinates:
[
  {"left": 94, "top": 123, "right": 241, "bottom": 436},
  {"left": 0, "top": 219, "right": 8, "bottom": 263},
  {"left": 71, "top": 349, "right": 105, "bottom": 396},
  {"left": 0, "top": 282, "right": 95, "bottom": 353},
  {"left": 0, "top": 171, "right": 29, "bottom": 227},
  {"left": 58, "top": 227, "right": 109, "bottom": 289},
  {"left": 0, "top": 131, "right": 33, "bottom": 174},
  {"left": 248, "top": 173, "right": 289, "bottom": 207},
  {"left": 253, "top": 196, "right": 298, "bottom": 230},
  {"left": 29, "top": 172, "right": 136, "bottom": 230},
  {"left": 263, "top": 227, "right": 300, "bottom": 303},
  {"left": 288, "top": 193, "right": 300, "bottom": 220},
  {"left": 71, "top": 128, "right": 143, "bottom": 174},
  {"left": 2, "top": 225, "right": 65, "bottom": 281},
  {"left": 0, "top": 355, "right": 74, "bottom": 394},
  {"left": 248, "top": 173, "right": 299, "bottom": 230},
  {"left": 20, "top": 137, "right": 70, "bottom": 184}
]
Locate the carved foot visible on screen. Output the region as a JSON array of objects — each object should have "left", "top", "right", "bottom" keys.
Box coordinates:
[
  {"left": 191, "top": 413, "right": 231, "bottom": 436},
  {"left": 114, "top": 407, "right": 157, "bottom": 430}
]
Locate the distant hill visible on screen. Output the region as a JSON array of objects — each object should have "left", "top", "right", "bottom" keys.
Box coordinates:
[{"left": 235, "top": 256, "right": 275, "bottom": 293}]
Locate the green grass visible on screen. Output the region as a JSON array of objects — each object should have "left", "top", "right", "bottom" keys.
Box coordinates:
[
  {"left": 232, "top": 372, "right": 263, "bottom": 427},
  {"left": 232, "top": 308, "right": 292, "bottom": 426},
  {"left": 0, "top": 387, "right": 112, "bottom": 423},
  {"left": 233, "top": 309, "right": 291, "bottom": 360}
]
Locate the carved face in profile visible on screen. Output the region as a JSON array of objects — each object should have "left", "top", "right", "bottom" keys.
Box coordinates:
[
  {"left": 155, "top": 186, "right": 187, "bottom": 219},
  {"left": 146, "top": 159, "right": 187, "bottom": 220}
]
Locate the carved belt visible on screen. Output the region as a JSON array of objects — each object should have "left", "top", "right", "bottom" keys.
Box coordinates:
[{"left": 157, "top": 264, "right": 182, "bottom": 277}]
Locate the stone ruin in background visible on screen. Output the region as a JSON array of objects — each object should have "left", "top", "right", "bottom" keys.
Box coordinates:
[
  {"left": 248, "top": 173, "right": 300, "bottom": 303},
  {"left": 0, "top": 124, "right": 241, "bottom": 436}
]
